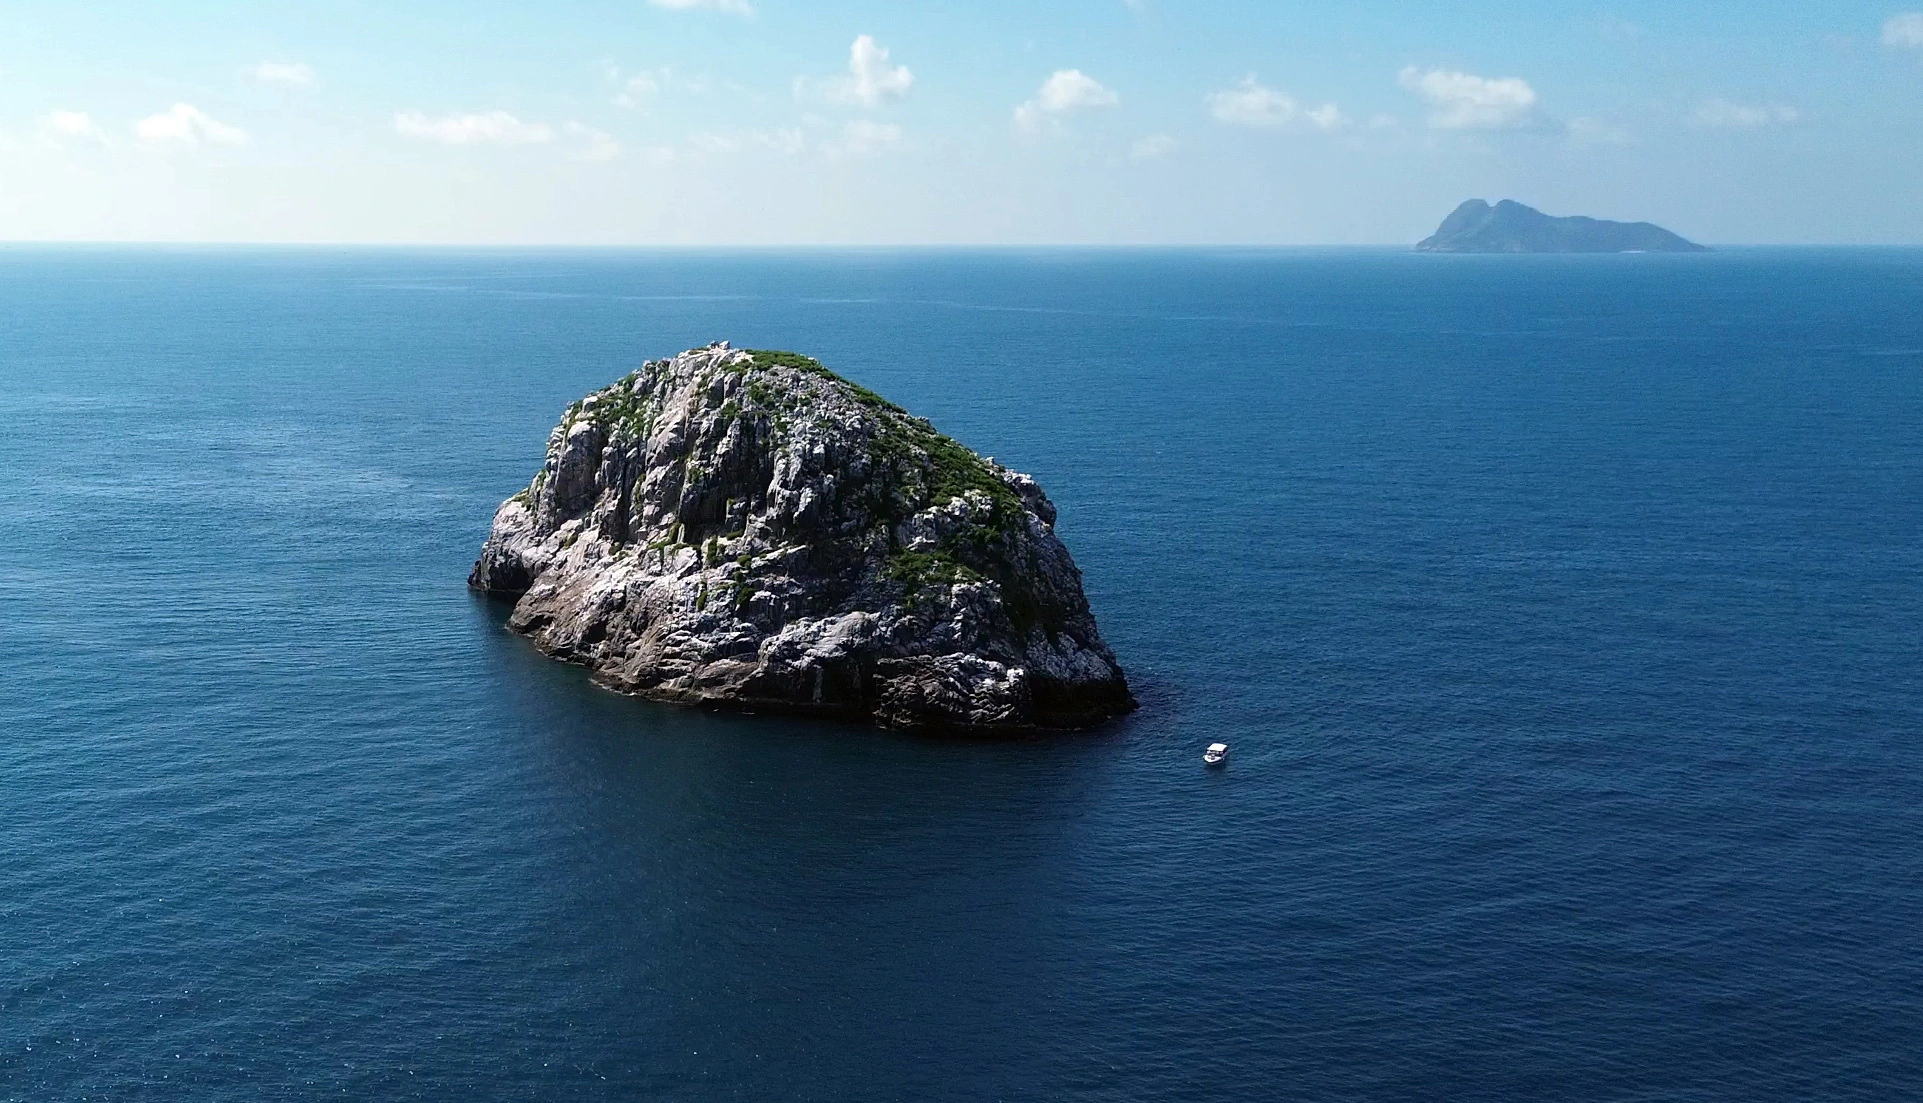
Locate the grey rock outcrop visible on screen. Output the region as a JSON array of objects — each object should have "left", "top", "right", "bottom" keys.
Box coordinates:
[
  {"left": 1417, "top": 199, "right": 1708, "bottom": 253},
  {"left": 470, "top": 343, "right": 1136, "bottom": 733}
]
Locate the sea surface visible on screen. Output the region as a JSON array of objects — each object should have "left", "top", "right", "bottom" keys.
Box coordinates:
[{"left": 2, "top": 246, "right": 1920, "bottom": 1102}]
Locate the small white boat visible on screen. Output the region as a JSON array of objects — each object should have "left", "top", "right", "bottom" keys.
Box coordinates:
[{"left": 1203, "top": 742, "right": 1229, "bottom": 766}]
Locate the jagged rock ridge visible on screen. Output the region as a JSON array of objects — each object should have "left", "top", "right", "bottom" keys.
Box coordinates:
[
  {"left": 470, "top": 343, "right": 1136, "bottom": 733},
  {"left": 1416, "top": 199, "right": 1708, "bottom": 253}
]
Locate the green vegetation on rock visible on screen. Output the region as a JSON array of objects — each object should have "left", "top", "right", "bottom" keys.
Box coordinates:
[
  {"left": 885, "top": 547, "right": 983, "bottom": 590},
  {"left": 583, "top": 373, "right": 656, "bottom": 440},
  {"left": 748, "top": 349, "right": 903, "bottom": 414}
]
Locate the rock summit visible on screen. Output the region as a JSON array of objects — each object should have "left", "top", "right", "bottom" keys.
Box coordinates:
[{"left": 1417, "top": 199, "right": 1708, "bottom": 253}]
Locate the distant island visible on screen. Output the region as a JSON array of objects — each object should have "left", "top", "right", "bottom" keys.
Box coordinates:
[
  {"left": 470, "top": 342, "right": 1135, "bottom": 733},
  {"left": 1416, "top": 199, "right": 1708, "bottom": 254}
]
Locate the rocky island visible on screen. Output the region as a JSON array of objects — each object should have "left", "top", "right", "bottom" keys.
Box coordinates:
[
  {"left": 1417, "top": 199, "right": 1707, "bottom": 253},
  {"left": 470, "top": 343, "right": 1136, "bottom": 733}
]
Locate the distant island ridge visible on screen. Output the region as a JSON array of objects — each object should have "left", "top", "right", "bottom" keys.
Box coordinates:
[{"left": 1417, "top": 200, "right": 1708, "bottom": 254}]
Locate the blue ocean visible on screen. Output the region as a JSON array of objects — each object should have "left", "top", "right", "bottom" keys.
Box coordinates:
[{"left": 3, "top": 247, "right": 1920, "bottom": 1101}]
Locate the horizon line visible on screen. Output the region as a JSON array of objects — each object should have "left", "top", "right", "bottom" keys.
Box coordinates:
[{"left": 3, "top": 240, "right": 1914, "bottom": 250}]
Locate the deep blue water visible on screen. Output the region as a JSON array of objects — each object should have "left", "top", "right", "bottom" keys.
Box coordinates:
[{"left": 3, "top": 246, "right": 1921, "bottom": 1101}]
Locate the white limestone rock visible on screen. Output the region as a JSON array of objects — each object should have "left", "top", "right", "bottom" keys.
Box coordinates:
[{"left": 470, "top": 343, "right": 1135, "bottom": 733}]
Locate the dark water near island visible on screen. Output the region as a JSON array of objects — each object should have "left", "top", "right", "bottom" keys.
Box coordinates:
[{"left": 3, "top": 247, "right": 1921, "bottom": 1101}]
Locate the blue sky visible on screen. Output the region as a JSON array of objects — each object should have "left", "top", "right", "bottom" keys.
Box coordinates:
[{"left": 3, "top": 1, "right": 1921, "bottom": 243}]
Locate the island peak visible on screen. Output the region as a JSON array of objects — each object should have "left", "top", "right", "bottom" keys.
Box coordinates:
[{"left": 1417, "top": 199, "right": 1707, "bottom": 254}]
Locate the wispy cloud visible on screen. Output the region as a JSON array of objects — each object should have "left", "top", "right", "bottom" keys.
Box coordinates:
[
  {"left": 1689, "top": 99, "right": 1800, "bottom": 128},
  {"left": 135, "top": 103, "right": 247, "bottom": 146},
  {"left": 394, "top": 111, "right": 554, "bottom": 145},
  {"left": 252, "top": 61, "right": 314, "bottom": 87},
  {"left": 1014, "top": 69, "right": 1117, "bottom": 134},
  {"left": 679, "top": 121, "right": 897, "bottom": 161},
  {"left": 823, "top": 35, "right": 914, "bottom": 107},
  {"left": 648, "top": 0, "right": 753, "bottom": 15},
  {"left": 689, "top": 132, "right": 742, "bottom": 155},
  {"left": 823, "top": 119, "right": 904, "bottom": 158},
  {"left": 1130, "top": 133, "right": 1176, "bottom": 160},
  {"left": 604, "top": 63, "right": 694, "bottom": 109},
  {"left": 394, "top": 111, "right": 620, "bottom": 160},
  {"left": 759, "top": 127, "right": 806, "bottom": 155},
  {"left": 689, "top": 129, "right": 806, "bottom": 157},
  {"left": 564, "top": 122, "right": 620, "bottom": 161},
  {"left": 1883, "top": 13, "right": 1923, "bottom": 48},
  {"left": 614, "top": 72, "right": 659, "bottom": 109},
  {"left": 43, "top": 109, "right": 104, "bottom": 142},
  {"left": 1208, "top": 76, "right": 1344, "bottom": 130},
  {"left": 1398, "top": 67, "right": 1545, "bottom": 130}
]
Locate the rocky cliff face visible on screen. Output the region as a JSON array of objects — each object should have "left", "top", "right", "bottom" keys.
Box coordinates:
[{"left": 470, "top": 343, "right": 1136, "bottom": 733}]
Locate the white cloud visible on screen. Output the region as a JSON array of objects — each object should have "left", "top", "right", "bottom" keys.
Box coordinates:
[
  {"left": 252, "top": 62, "right": 314, "bottom": 87},
  {"left": 1208, "top": 76, "right": 1344, "bottom": 130},
  {"left": 689, "top": 132, "right": 742, "bottom": 155},
  {"left": 1304, "top": 103, "right": 1347, "bottom": 130},
  {"left": 1014, "top": 69, "right": 1118, "bottom": 133},
  {"left": 1036, "top": 70, "right": 1119, "bottom": 112},
  {"left": 823, "top": 119, "right": 903, "bottom": 157},
  {"left": 1209, "top": 78, "right": 1289, "bottom": 126},
  {"left": 679, "top": 122, "right": 895, "bottom": 161},
  {"left": 394, "top": 111, "right": 554, "bottom": 145},
  {"left": 614, "top": 72, "right": 659, "bottom": 109},
  {"left": 604, "top": 64, "right": 690, "bottom": 109},
  {"left": 1398, "top": 67, "right": 1542, "bottom": 130},
  {"left": 1206, "top": 78, "right": 1290, "bottom": 128},
  {"left": 564, "top": 122, "right": 620, "bottom": 161},
  {"left": 649, "top": 0, "right": 753, "bottom": 14},
  {"left": 43, "top": 110, "right": 103, "bottom": 142},
  {"left": 395, "top": 111, "right": 617, "bottom": 159},
  {"left": 1131, "top": 133, "right": 1176, "bottom": 160},
  {"left": 827, "top": 35, "right": 914, "bottom": 107},
  {"left": 135, "top": 103, "right": 248, "bottom": 146},
  {"left": 760, "top": 127, "right": 807, "bottom": 155},
  {"left": 688, "top": 128, "right": 807, "bottom": 156},
  {"left": 1883, "top": 13, "right": 1923, "bottom": 48},
  {"left": 1689, "top": 99, "right": 1800, "bottom": 128}
]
